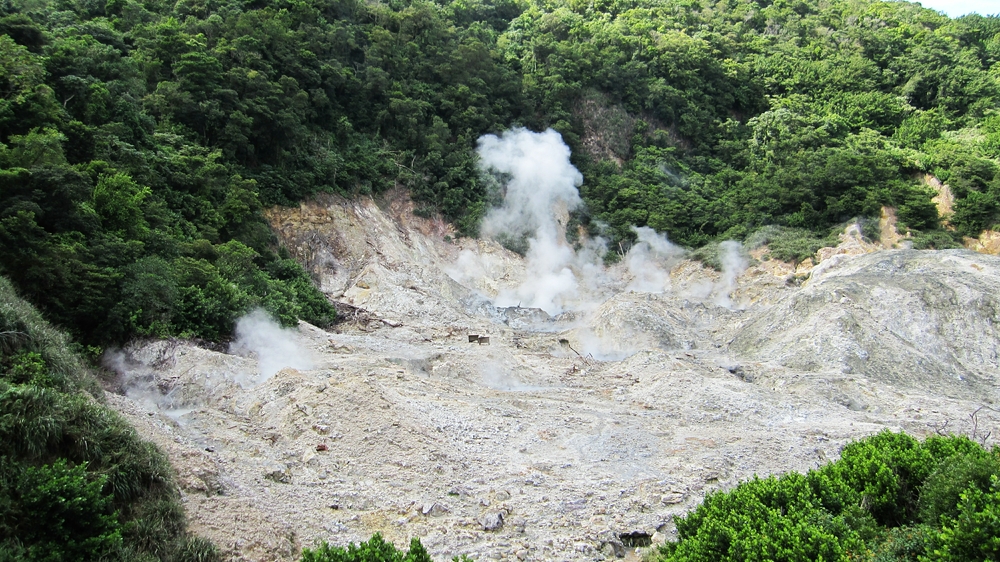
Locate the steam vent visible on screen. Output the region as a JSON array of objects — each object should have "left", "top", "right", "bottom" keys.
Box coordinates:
[{"left": 107, "top": 130, "right": 1000, "bottom": 560}]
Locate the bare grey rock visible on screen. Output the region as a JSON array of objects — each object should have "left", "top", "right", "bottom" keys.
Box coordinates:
[
  {"left": 731, "top": 250, "right": 1000, "bottom": 400},
  {"left": 422, "top": 502, "right": 450, "bottom": 516},
  {"left": 263, "top": 463, "right": 291, "bottom": 484},
  {"left": 480, "top": 511, "right": 505, "bottom": 531},
  {"left": 103, "top": 196, "right": 1000, "bottom": 562}
]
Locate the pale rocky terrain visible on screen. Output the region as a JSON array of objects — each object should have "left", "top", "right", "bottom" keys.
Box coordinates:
[{"left": 106, "top": 191, "right": 1000, "bottom": 562}]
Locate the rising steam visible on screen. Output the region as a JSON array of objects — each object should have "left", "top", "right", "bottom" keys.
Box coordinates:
[
  {"left": 626, "top": 226, "right": 686, "bottom": 293},
  {"left": 454, "top": 126, "right": 747, "bottom": 345},
  {"left": 478, "top": 128, "right": 584, "bottom": 242},
  {"left": 229, "top": 309, "right": 313, "bottom": 383},
  {"left": 713, "top": 240, "right": 748, "bottom": 308},
  {"left": 478, "top": 128, "right": 592, "bottom": 314}
]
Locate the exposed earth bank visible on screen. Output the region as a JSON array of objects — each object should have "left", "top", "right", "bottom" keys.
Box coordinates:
[{"left": 107, "top": 193, "right": 1000, "bottom": 562}]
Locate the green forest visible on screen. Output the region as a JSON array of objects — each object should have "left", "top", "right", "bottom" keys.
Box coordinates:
[
  {"left": 1, "top": 0, "right": 999, "bottom": 345},
  {"left": 2, "top": 0, "right": 1000, "bottom": 558}
]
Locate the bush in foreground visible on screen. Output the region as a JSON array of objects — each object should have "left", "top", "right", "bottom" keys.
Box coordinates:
[
  {"left": 655, "top": 431, "right": 1000, "bottom": 562},
  {"left": 301, "top": 534, "right": 472, "bottom": 562},
  {"left": 0, "top": 276, "right": 217, "bottom": 561}
]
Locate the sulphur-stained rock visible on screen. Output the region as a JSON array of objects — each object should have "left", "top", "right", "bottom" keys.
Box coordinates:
[
  {"left": 925, "top": 174, "right": 955, "bottom": 223},
  {"left": 967, "top": 230, "right": 1000, "bottom": 256},
  {"left": 104, "top": 190, "right": 1000, "bottom": 562},
  {"left": 814, "top": 222, "right": 882, "bottom": 263},
  {"left": 879, "top": 205, "right": 907, "bottom": 248}
]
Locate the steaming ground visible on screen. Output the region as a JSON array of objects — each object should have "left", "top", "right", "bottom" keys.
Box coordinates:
[
  {"left": 102, "top": 188, "right": 1000, "bottom": 562},
  {"left": 103, "top": 131, "right": 1000, "bottom": 561}
]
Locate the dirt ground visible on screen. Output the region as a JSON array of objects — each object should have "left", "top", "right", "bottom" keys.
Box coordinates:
[{"left": 106, "top": 193, "right": 1000, "bottom": 561}]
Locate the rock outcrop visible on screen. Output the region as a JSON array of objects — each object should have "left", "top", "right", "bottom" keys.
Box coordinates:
[
  {"left": 732, "top": 250, "right": 1000, "bottom": 400},
  {"left": 104, "top": 192, "right": 1000, "bottom": 562}
]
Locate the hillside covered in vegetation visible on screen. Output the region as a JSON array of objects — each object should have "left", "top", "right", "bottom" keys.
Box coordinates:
[
  {"left": 1, "top": 0, "right": 999, "bottom": 345},
  {"left": 0, "top": 276, "right": 217, "bottom": 561}
]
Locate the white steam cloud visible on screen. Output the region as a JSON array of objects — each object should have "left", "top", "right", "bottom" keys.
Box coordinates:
[
  {"left": 229, "top": 309, "right": 313, "bottom": 384},
  {"left": 626, "top": 226, "right": 686, "bottom": 293},
  {"left": 449, "top": 127, "right": 749, "bottom": 355},
  {"left": 479, "top": 128, "right": 583, "bottom": 240},
  {"left": 713, "top": 240, "right": 748, "bottom": 309},
  {"left": 481, "top": 367, "right": 541, "bottom": 392},
  {"left": 478, "top": 128, "right": 592, "bottom": 314},
  {"left": 103, "top": 348, "right": 193, "bottom": 419}
]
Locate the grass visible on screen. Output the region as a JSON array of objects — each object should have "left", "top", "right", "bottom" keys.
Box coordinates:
[{"left": 0, "top": 275, "right": 218, "bottom": 561}]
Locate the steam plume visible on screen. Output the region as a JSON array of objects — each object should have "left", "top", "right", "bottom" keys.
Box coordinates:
[
  {"left": 457, "top": 126, "right": 748, "bottom": 340},
  {"left": 230, "top": 309, "right": 312, "bottom": 384},
  {"left": 626, "top": 226, "right": 686, "bottom": 293},
  {"left": 713, "top": 240, "right": 748, "bottom": 308},
  {"left": 478, "top": 128, "right": 588, "bottom": 314}
]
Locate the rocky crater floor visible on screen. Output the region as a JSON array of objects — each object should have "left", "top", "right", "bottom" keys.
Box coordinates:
[{"left": 107, "top": 193, "right": 1000, "bottom": 562}]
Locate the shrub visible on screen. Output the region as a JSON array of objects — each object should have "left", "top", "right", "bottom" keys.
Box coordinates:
[
  {"left": 931, "top": 477, "right": 1000, "bottom": 561},
  {"left": 919, "top": 451, "right": 1000, "bottom": 525},
  {"left": 0, "top": 276, "right": 218, "bottom": 561},
  {"left": 744, "top": 225, "right": 836, "bottom": 265},
  {"left": 909, "top": 229, "right": 963, "bottom": 250},
  {"left": 817, "top": 431, "right": 933, "bottom": 526},
  {"left": 951, "top": 189, "right": 1000, "bottom": 238},
  {"left": 300, "top": 534, "right": 476, "bottom": 562},
  {"left": 0, "top": 459, "right": 122, "bottom": 562},
  {"left": 301, "top": 534, "right": 434, "bottom": 562},
  {"left": 662, "top": 472, "right": 864, "bottom": 561},
  {"left": 655, "top": 431, "right": 1000, "bottom": 562},
  {"left": 0, "top": 277, "right": 97, "bottom": 395}
]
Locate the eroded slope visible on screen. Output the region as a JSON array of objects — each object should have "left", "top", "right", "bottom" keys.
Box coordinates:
[{"left": 106, "top": 194, "right": 1000, "bottom": 562}]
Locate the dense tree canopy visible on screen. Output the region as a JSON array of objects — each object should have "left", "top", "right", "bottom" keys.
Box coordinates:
[{"left": 0, "top": 0, "right": 998, "bottom": 344}]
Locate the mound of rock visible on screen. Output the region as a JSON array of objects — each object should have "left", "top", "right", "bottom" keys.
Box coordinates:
[
  {"left": 731, "top": 250, "right": 1000, "bottom": 400},
  {"left": 561, "top": 293, "right": 702, "bottom": 360}
]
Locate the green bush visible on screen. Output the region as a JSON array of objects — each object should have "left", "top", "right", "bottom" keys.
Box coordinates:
[
  {"left": 909, "top": 230, "right": 964, "bottom": 250},
  {"left": 0, "top": 459, "right": 122, "bottom": 562},
  {"left": 173, "top": 536, "right": 221, "bottom": 562},
  {"left": 931, "top": 478, "right": 1000, "bottom": 561},
  {"left": 867, "top": 524, "right": 933, "bottom": 562},
  {"left": 919, "top": 450, "right": 1000, "bottom": 525},
  {"left": 662, "top": 472, "right": 865, "bottom": 561},
  {"left": 300, "top": 534, "right": 475, "bottom": 562},
  {"left": 655, "top": 431, "right": 1000, "bottom": 562},
  {"left": 0, "top": 277, "right": 97, "bottom": 394},
  {"left": 951, "top": 189, "right": 1000, "bottom": 238},
  {"left": 0, "top": 276, "right": 218, "bottom": 562},
  {"left": 301, "top": 534, "right": 433, "bottom": 562},
  {"left": 744, "top": 225, "right": 837, "bottom": 265}
]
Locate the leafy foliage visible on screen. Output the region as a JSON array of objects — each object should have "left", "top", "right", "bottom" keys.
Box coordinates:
[
  {"left": 744, "top": 225, "right": 838, "bottom": 265},
  {"left": 655, "top": 431, "right": 1000, "bottom": 562},
  {"left": 302, "top": 534, "right": 431, "bottom": 562},
  {"left": 0, "top": 277, "right": 216, "bottom": 561},
  {"left": 2, "top": 0, "right": 1000, "bottom": 346},
  {"left": 1, "top": 459, "right": 122, "bottom": 562},
  {"left": 300, "top": 533, "right": 474, "bottom": 562}
]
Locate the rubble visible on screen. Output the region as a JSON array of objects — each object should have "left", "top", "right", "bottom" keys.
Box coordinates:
[{"left": 105, "top": 192, "right": 1000, "bottom": 561}]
